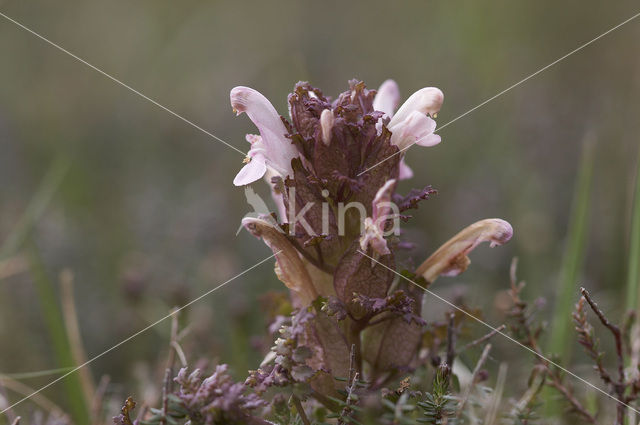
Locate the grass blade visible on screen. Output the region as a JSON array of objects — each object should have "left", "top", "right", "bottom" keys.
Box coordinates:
[
  {"left": 27, "top": 242, "right": 90, "bottom": 425},
  {"left": 0, "top": 156, "right": 70, "bottom": 261},
  {"left": 626, "top": 150, "right": 640, "bottom": 311},
  {"left": 549, "top": 135, "right": 595, "bottom": 362}
]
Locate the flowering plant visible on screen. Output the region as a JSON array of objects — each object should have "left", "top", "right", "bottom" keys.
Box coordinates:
[
  {"left": 105, "top": 80, "right": 640, "bottom": 425},
  {"left": 231, "top": 79, "right": 512, "bottom": 414}
]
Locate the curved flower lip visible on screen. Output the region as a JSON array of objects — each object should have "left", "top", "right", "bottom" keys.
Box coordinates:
[
  {"left": 389, "top": 110, "right": 441, "bottom": 150},
  {"left": 389, "top": 87, "right": 444, "bottom": 127},
  {"left": 230, "top": 86, "right": 299, "bottom": 186},
  {"left": 373, "top": 79, "right": 400, "bottom": 117},
  {"left": 416, "top": 218, "right": 513, "bottom": 284},
  {"left": 233, "top": 156, "right": 268, "bottom": 186}
]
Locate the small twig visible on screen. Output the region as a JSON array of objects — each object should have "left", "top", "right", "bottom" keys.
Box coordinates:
[
  {"left": 10, "top": 417, "right": 21, "bottom": 425},
  {"left": 160, "top": 308, "right": 180, "bottom": 425},
  {"left": 0, "top": 255, "right": 27, "bottom": 281},
  {"left": 580, "top": 287, "right": 627, "bottom": 425},
  {"left": 91, "top": 375, "right": 111, "bottom": 424},
  {"left": 446, "top": 312, "right": 456, "bottom": 368},
  {"left": 291, "top": 395, "right": 311, "bottom": 425},
  {"left": 484, "top": 362, "right": 508, "bottom": 425},
  {"left": 0, "top": 380, "right": 17, "bottom": 424},
  {"left": 60, "top": 269, "right": 96, "bottom": 403},
  {"left": 0, "top": 375, "right": 66, "bottom": 418},
  {"left": 510, "top": 365, "right": 546, "bottom": 421},
  {"left": 339, "top": 372, "right": 360, "bottom": 425},
  {"left": 459, "top": 325, "right": 506, "bottom": 353},
  {"left": 506, "top": 262, "right": 596, "bottom": 423},
  {"left": 545, "top": 375, "right": 596, "bottom": 423},
  {"left": 171, "top": 341, "right": 188, "bottom": 367},
  {"left": 337, "top": 344, "right": 361, "bottom": 425},
  {"left": 348, "top": 343, "right": 356, "bottom": 386},
  {"left": 580, "top": 288, "right": 624, "bottom": 384}
]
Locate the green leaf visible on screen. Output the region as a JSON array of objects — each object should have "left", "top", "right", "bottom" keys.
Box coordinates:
[
  {"left": 626, "top": 150, "right": 640, "bottom": 311},
  {"left": 548, "top": 136, "right": 595, "bottom": 363}
]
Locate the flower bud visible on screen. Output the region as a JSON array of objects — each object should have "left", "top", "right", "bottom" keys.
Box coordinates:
[
  {"left": 373, "top": 79, "right": 400, "bottom": 117},
  {"left": 320, "top": 109, "right": 334, "bottom": 146}
]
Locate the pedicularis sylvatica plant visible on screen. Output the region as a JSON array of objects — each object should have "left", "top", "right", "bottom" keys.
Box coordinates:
[
  {"left": 232, "top": 79, "right": 510, "bottom": 420},
  {"left": 108, "top": 81, "right": 640, "bottom": 425},
  {"left": 233, "top": 78, "right": 512, "bottom": 387}
]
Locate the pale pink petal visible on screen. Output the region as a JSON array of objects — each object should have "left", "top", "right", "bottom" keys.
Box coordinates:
[
  {"left": 398, "top": 158, "right": 414, "bottom": 180},
  {"left": 373, "top": 79, "right": 400, "bottom": 117},
  {"left": 372, "top": 179, "right": 396, "bottom": 223},
  {"left": 230, "top": 86, "right": 299, "bottom": 179},
  {"left": 359, "top": 218, "right": 391, "bottom": 258},
  {"left": 233, "top": 156, "right": 267, "bottom": 186},
  {"left": 231, "top": 87, "right": 287, "bottom": 145},
  {"left": 415, "top": 133, "right": 441, "bottom": 147},
  {"left": 245, "top": 133, "right": 261, "bottom": 144},
  {"left": 389, "top": 111, "right": 440, "bottom": 150},
  {"left": 389, "top": 87, "right": 443, "bottom": 128},
  {"left": 320, "top": 109, "right": 334, "bottom": 146}
]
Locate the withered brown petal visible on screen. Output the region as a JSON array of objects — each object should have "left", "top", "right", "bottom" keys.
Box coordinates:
[
  {"left": 242, "top": 217, "right": 318, "bottom": 304},
  {"left": 416, "top": 218, "right": 513, "bottom": 284}
]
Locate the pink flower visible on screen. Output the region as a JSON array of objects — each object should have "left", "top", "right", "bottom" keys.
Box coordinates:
[
  {"left": 230, "top": 86, "right": 300, "bottom": 186},
  {"left": 373, "top": 81, "right": 443, "bottom": 179},
  {"left": 360, "top": 179, "right": 398, "bottom": 258}
]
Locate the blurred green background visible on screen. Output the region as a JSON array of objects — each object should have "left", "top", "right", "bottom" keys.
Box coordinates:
[{"left": 1, "top": 0, "right": 639, "bottom": 421}]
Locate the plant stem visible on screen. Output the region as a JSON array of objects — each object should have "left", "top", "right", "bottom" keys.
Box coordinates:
[{"left": 291, "top": 395, "right": 311, "bottom": 425}]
